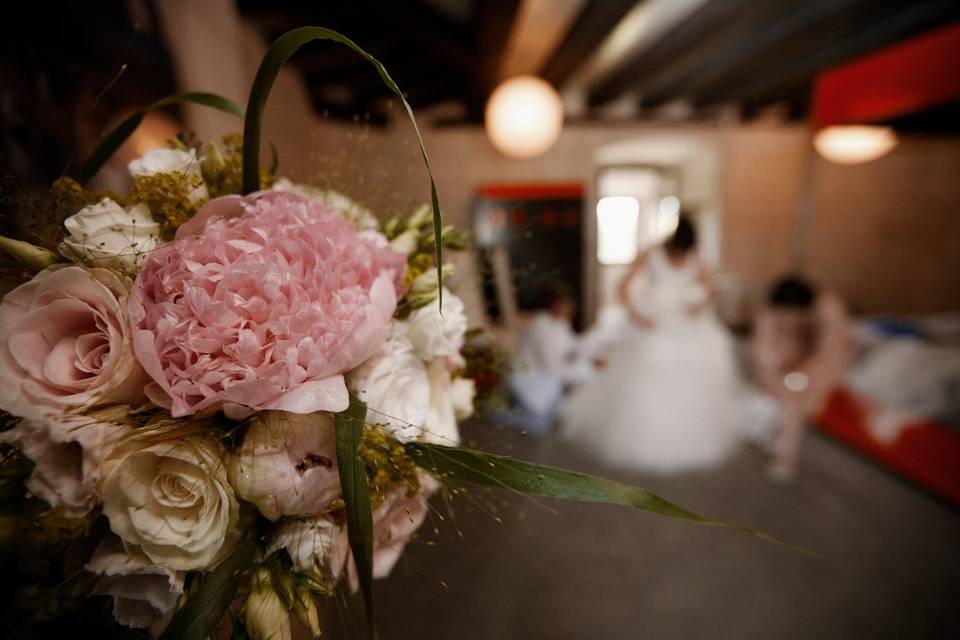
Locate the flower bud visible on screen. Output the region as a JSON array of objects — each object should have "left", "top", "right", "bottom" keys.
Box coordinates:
[
  {"left": 407, "top": 203, "right": 432, "bottom": 229},
  {"left": 229, "top": 411, "right": 341, "bottom": 521},
  {"left": 389, "top": 229, "right": 419, "bottom": 256},
  {"left": 410, "top": 263, "right": 454, "bottom": 296},
  {"left": 442, "top": 227, "right": 470, "bottom": 250},
  {"left": 0, "top": 236, "right": 59, "bottom": 270},
  {"left": 292, "top": 590, "right": 321, "bottom": 638},
  {"left": 201, "top": 140, "right": 227, "bottom": 183},
  {"left": 245, "top": 569, "right": 291, "bottom": 640},
  {"left": 383, "top": 215, "right": 404, "bottom": 239}
]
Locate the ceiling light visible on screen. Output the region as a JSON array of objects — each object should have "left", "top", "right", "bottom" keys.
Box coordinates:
[
  {"left": 485, "top": 75, "right": 564, "bottom": 159},
  {"left": 813, "top": 125, "right": 898, "bottom": 165}
]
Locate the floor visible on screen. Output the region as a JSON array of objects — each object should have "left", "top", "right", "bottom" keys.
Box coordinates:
[{"left": 324, "top": 421, "right": 960, "bottom": 640}]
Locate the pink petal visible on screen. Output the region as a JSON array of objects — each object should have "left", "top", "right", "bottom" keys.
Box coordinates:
[{"left": 263, "top": 376, "right": 349, "bottom": 414}]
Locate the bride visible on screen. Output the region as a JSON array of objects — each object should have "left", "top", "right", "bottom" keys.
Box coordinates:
[{"left": 560, "top": 216, "right": 743, "bottom": 472}]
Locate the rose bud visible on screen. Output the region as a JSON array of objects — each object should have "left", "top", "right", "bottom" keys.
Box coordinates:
[{"left": 229, "top": 411, "right": 341, "bottom": 521}]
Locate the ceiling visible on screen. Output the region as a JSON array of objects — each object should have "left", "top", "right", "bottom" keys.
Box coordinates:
[{"left": 238, "top": 0, "right": 960, "bottom": 125}]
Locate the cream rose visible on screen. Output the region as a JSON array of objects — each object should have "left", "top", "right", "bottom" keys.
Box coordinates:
[
  {"left": 86, "top": 536, "right": 185, "bottom": 629},
  {"left": 59, "top": 198, "right": 160, "bottom": 271},
  {"left": 0, "top": 412, "right": 130, "bottom": 516},
  {"left": 128, "top": 148, "right": 208, "bottom": 202},
  {"left": 347, "top": 325, "right": 429, "bottom": 442},
  {"left": 100, "top": 435, "right": 239, "bottom": 571},
  {"left": 407, "top": 288, "right": 467, "bottom": 364},
  {"left": 0, "top": 266, "right": 146, "bottom": 421},
  {"left": 229, "top": 411, "right": 341, "bottom": 521}
]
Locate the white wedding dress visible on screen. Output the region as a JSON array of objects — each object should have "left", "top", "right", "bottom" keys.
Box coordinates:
[{"left": 560, "top": 248, "right": 743, "bottom": 473}]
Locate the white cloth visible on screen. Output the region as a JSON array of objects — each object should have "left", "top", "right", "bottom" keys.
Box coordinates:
[
  {"left": 560, "top": 248, "right": 743, "bottom": 473},
  {"left": 510, "top": 312, "right": 593, "bottom": 416},
  {"left": 848, "top": 337, "right": 960, "bottom": 440}
]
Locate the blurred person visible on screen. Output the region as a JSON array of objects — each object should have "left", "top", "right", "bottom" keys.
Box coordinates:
[
  {"left": 501, "top": 282, "right": 595, "bottom": 433},
  {"left": 561, "top": 216, "right": 743, "bottom": 472},
  {"left": 751, "top": 276, "right": 852, "bottom": 481}
]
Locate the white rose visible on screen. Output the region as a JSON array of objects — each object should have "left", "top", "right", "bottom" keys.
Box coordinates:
[
  {"left": 0, "top": 412, "right": 130, "bottom": 516},
  {"left": 268, "top": 514, "right": 348, "bottom": 577},
  {"left": 86, "top": 536, "right": 185, "bottom": 629},
  {"left": 229, "top": 411, "right": 340, "bottom": 521},
  {"left": 407, "top": 288, "right": 467, "bottom": 363},
  {"left": 59, "top": 198, "right": 160, "bottom": 271},
  {"left": 450, "top": 377, "right": 476, "bottom": 420},
  {"left": 128, "top": 148, "right": 208, "bottom": 201},
  {"left": 101, "top": 434, "right": 239, "bottom": 571},
  {"left": 272, "top": 178, "right": 378, "bottom": 230},
  {"left": 420, "top": 358, "right": 460, "bottom": 446},
  {"left": 347, "top": 325, "right": 429, "bottom": 442}
]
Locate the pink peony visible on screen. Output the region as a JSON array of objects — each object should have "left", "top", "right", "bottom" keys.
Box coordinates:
[{"left": 130, "top": 191, "right": 405, "bottom": 417}]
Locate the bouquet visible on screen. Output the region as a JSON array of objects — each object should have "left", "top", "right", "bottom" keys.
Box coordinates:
[{"left": 0, "top": 27, "right": 788, "bottom": 639}]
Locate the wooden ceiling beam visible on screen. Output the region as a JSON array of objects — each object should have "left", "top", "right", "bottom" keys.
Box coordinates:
[
  {"left": 637, "top": 0, "right": 868, "bottom": 106},
  {"left": 465, "top": 0, "right": 523, "bottom": 117},
  {"left": 695, "top": 0, "right": 960, "bottom": 108},
  {"left": 586, "top": 0, "right": 756, "bottom": 106},
  {"left": 538, "top": 0, "right": 637, "bottom": 88}
]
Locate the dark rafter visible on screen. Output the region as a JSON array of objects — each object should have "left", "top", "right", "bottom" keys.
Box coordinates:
[
  {"left": 236, "top": 0, "right": 958, "bottom": 126},
  {"left": 695, "top": 0, "right": 960, "bottom": 108},
  {"left": 539, "top": 0, "right": 637, "bottom": 88},
  {"left": 586, "top": 0, "right": 757, "bottom": 107},
  {"left": 637, "top": 0, "right": 843, "bottom": 106},
  {"left": 467, "top": 0, "right": 523, "bottom": 118}
]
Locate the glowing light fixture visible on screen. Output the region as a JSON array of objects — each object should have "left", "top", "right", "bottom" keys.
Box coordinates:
[
  {"left": 597, "top": 196, "right": 640, "bottom": 265},
  {"left": 485, "top": 75, "right": 563, "bottom": 159},
  {"left": 813, "top": 125, "right": 898, "bottom": 165}
]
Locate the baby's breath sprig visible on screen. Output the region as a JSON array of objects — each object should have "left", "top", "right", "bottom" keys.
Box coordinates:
[
  {"left": 202, "top": 134, "right": 274, "bottom": 199},
  {"left": 359, "top": 425, "right": 421, "bottom": 508},
  {"left": 50, "top": 176, "right": 124, "bottom": 213},
  {"left": 128, "top": 172, "right": 204, "bottom": 240}
]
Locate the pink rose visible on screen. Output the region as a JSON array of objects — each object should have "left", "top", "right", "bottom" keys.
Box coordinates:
[
  {"left": 0, "top": 413, "right": 130, "bottom": 516},
  {"left": 130, "top": 191, "right": 405, "bottom": 417},
  {"left": 348, "top": 471, "right": 439, "bottom": 587},
  {"left": 0, "top": 266, "right": 146, "bottom": 420},
  {"left": 85, "top": 536, "right": 185, "bottom": 629}
]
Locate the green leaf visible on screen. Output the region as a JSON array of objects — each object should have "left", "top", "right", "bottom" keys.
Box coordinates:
[
  {"left": 407, "top": 443, "right": 809, "bottom": 554},
  {"left": 334, "top": 396, "right": 379, "bottom": 639},
  {"left": 74, "top": 92, "right": 244, "bottom": 185},
  {"left": 241, "top": 26, "right": 444, "bottom": 306},
  {"left": 160, "top": 534, "right": 258, "bottom": 640}
]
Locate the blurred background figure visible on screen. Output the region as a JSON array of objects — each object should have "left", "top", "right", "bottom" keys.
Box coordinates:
[
  {"left": 561, "top": 216, "right": 745, "bottom": 472},
  {"left": 751, "top": 276, "right": 852, "bottom": 481},
  {"left": 499, "top": 282, "right": 595, "bottom": 433}
]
